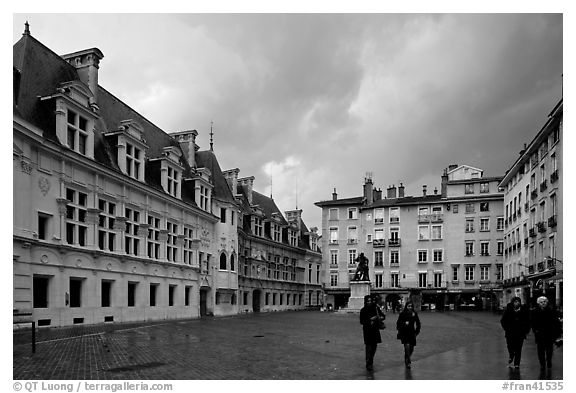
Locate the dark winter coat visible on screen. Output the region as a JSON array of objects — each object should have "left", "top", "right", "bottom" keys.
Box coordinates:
[
  {"left": 396, "top": 310, "right": 421, "bottom": 346},
  {"left": 531, "top": 306, "right": 562, "bottom": 344},
  {"left": 360, "top": 304, "right": 382, "bottom": 345},
  {"left": 500, "top": 303, "right": 530, "bottom": 340}
]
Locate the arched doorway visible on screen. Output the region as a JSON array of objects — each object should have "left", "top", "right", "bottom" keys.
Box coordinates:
[{"left": 252, "top": 290, "right": 261, "bottom": 312}]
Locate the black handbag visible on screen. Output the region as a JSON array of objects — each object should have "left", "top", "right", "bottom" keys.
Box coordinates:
[{"left": 378, "top": 319, "right": 386, "bottom": 329}]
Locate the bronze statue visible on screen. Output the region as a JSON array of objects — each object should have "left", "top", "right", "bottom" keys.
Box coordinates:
[{"left": 353, "top": 252, "right": 370, "bottom": 281}]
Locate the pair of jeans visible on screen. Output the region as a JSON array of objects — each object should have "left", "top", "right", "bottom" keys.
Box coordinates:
[{"left": 506, "top": 336, "right": 524, "bottom": 366}]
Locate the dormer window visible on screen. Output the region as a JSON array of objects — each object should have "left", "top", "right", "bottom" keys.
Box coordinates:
[
  {"left": 289, "top": 229, "right": 298, "bottom": 246},
  {"left": 67, "top": 109, "right": 89, "bottom": 155},
  {"left": 126, "top": 143, "right": 143, "bottom": 180},
  {"left": 254, "top": 217, "right": 263, "bottom": 237},
  {"left": 166, "top": 166, "right": 180, "bottom": 197},
  {"left": 272, "top": 223, "right": 281, "bottom": 242}
]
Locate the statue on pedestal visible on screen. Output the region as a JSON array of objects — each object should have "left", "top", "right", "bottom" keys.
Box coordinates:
[{"left": 353, "top": 252, "right": 369, "bottom": 281}]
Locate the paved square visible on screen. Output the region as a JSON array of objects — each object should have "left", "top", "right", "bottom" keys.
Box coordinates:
[{"left": 13, "top": 311, "right": 563, "bottom": 380}]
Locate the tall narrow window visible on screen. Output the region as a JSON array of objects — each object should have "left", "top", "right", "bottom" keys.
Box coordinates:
[
  {"left": 147, "top": 216, "right": 161, "bottom": 259},
  {"left": 183, "top": 226, "right": 195, "bottom": 265},
  {"left": 67, "top": 109, "right": 89, "bottom": 155},
  {"left": 166, "top": 221, "right": 178, "bottom": 262},
  {"left": 128, "top": 282, "right": 137, "bottom": 307},
  {"left": 98, "top": 199, "right": 116, "bottom": 251},
  {"left": 125, "top": 208, "right": 140, "bottom": 256},
  {"left": 167, "top": 167, "right": 179, "bottom": 197},
  {"left": 150, "top": 284, "right": 158, "bottom": 307},
  {"left": 65, "top": 188, "right": 88, "bottom": 246},
  {"left": 69, "top": 278, "right": 82, "bottom": 308},
  {"left": 33, "top": 275, "right": 49, "bottom": 308},
  {"left": 101, "top": 280, "right": 112, "bottom": 307},
  {"left": 126, "top": 143, "right": 142, "bottom": 180}
]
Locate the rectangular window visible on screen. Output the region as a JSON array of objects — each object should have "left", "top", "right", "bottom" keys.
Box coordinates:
[
  {"left": 389, "top": 207, "right": 400, "bottom": 223},
  {"left": 66, "top": 109, "right": 89, "bottom": 155},
  {"left": 98, "top": 199, "right": 116, "bottom": 251},
  {"left": 465, "top": 242, "right": 474, "bottom": 256},
  {"left": 101, "top": 280, "right": 112, "bottom": 307},
  {"left": 347, "top": 226, "right": 358, "bottom": 243},
  {"left": 329, "top": 227, "right": 339, "bottom": 244},
  {"left": 374, "top": 251, "right": 384, "bottom": 267},
  {"left": 37, "top": 213, "right": 51, "bottom": 240},
  {"left": 497, "top": 217, "right": 504, "bottom": 231},
  {"left": 465, "top": 203, "right": 475, "bottom": 214},
  {"left": 33, "top": 275, "right": 49, "bottom": 308},
  {"left": 169, "top": 285, "right": 176, "bottom": 306},
  {"left": 418, "top": 249, "right": 428, "bottom": 263},
  {"left": 166, "top": 167, "right": 180, "bottom": 197},
  {"left": 433, "top": 249, "right": 443, "bottom": 263},
  {"left": 480, "top": 266, "right": 489, "bottom": 281},
  {"left": 220, "top": 208, "right": 226, "bottom": 223},
  {"left": 199, "top": 185, "right": 210, "bottom": 211},
  {"left": 183, "top": 226, "right": 195, "bottom": 266},
  {"left": 418, "top": 225, "right": 430, "bottom": 241},
  {"left": 497, "top": 241, "right": 504, "bottom": 255},
  {"left": 348, "top": 249, "right": 357, "bottom": 264},
  {"left": 389, "top": 227, "right": 400, "bottom": 245},
  {"left": 434, "top": 273, "right": 443, "bottom": 287},
  {"left": 126, "top": 143, "right": 142, "bottom": 180},
  {"left": 348, "top": 208, "right": 358, "bottom": 220},
  {"left": 330, "top": 274, "right": 338, "bottom": 286},
  {"left": 128, "top": 282, "right": 137, "bottom": 307},
  {"left": 166, "top": 221, "right": 178, "bottom": 262},
  {"left": 418, "top": 273, "right": 427, "bottom": 288},
  {"left": 480, "top": 202, "right": 490, "bottom": 212},
  {"left": 390, "top": 250, "right": 399, "bottom": 266},
  {"left": 289, "top": 230, "right": 298, "bottom": 246},
  {"left": 329, "top": 208, "right": 339, "bottom": 220},
  {"left": 184, "top": 286, "right": 191, "bottom": 306},
  {"left": 69, "top": 278, "right": 82, "bottom": 308},
  {"left": 254, "top": 217, "right": 263, "bottom": 237},
  {"left": 330, "top": 250, "right": 338, "bottom": 266},
  {"left": 65, "top": 188, "right": 88, "bottom": 246},
  {"left": 147, "top": 216, "right": 161, "bottom": 259},
  {"left": 465, "top": 184, "right": 474, "bottom": 194},
  {"left": 390, "top": 273, "right": 399, "bottom": 288},
  {"left": 480, "top": 218, "right": 490, "bottom": 232},
  {"left": 374, "top": 208, "right": 384, "bottom": 224},
  {"left": 125, "top": 208, "right": 140, "bottom": 256},
  {"left": 150, "top": 284, "right": 158, "bottom": 307},
  {"left": 480, "top": 182, "right": 490, "bottom": 193},
  {"left": 480, "top": 242, "right": 490, "bottom": 256},
  {"left": 431, "top": 225, "right": 442, "bottom": 240},
  {"left": 452, "top": 266, "right": 459, "bottom": 281},
  {"left": 465, "top": 266, "right": 474, "bottom": 281},
  {"left": 465, "top": 218, "right": 475, "bottom": 233},
  {"left": 374, "top": 274, "right": 383, "bottom": 288}
]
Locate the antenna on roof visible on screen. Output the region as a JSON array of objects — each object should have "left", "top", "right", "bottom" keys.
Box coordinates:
[
  {"left": 24, "top": 21, "right": 30, "bottom": 36},
  {"left": 295, "top": 177, "right": 299, "bottom": 209},
  {"left": 270, "top": 168, "right": 273, "bottom": 199},
  {"left": 209, "top": 121, "right": 214, "bottom": 151}
]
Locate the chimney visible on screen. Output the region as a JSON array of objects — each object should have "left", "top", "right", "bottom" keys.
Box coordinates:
[
  {"left": 398, "top": 183, "right": 405, "bottom": 198},
  {"left": 239, "top": 176, "right": 255, "bottom": 204},
  {"left": 172, "top": 130, "right": 198, "bottom": 168},
  {"left": 332, "top": 188, "right": 338, "bottom": 201},
  {"left": 434, "top": 187, "right": 438, "bottom": 195},
  {"left": 61, "top": 48, "right": 104, "bottom": 107},
  {"left": 373, "top": 188, "right": 382, "bottom": 201},
  {"left": 222, "top": 168, "right": 240, "bottom": 194},
  {"left": 441, "top": 169, "right": 449, "bottom": 198},
  {"left": 285, "top": 209, "right": 303, "bottom": 231},
  {"left": 387, "top": 185, "right": 397, "bottom": 199},
  {"left": 363, "top": 176, "right": 374, "bottom": 205},
  {"left": 423, "top": 185, "right": 427, "bottom": 196}
]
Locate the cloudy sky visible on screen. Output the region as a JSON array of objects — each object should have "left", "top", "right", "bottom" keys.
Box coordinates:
[{"left": 12, "top": 13, "right": 563, "bottom": 230}]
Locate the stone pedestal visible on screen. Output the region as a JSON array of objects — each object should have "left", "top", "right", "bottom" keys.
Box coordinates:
[{"left": 346, "top": 280, "right": 371, "bottom": 312}]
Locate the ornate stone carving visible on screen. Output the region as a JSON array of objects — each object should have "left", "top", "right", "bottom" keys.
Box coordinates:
[
  {"left": 40, "top": 254, "right": 49, "bottom": 264},
  {"left": 38, "top": 177, "right": 51, "bottom": 196},
  {"left": 56, "top": 198, "right": 69, "bottom": 216},
  {"left": 20, "top": 160, "right": 33, "bottom": 175}
]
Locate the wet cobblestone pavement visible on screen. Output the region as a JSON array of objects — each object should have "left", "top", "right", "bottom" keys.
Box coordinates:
[{"left": 13, "top": 310, "right": 563, "bottom": 380}]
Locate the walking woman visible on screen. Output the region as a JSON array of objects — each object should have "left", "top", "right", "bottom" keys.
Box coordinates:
[
  {"left": 360, "top": 295, "right": 384, "bottom": 371},
  {"left": 396, "top": 301, "right": 421, "bottom": 368},
  {"left": 500, "top": 296, "right": 530, "bottom": 368},
  {"left": 531, "top": 296, "right": 562, "bottom": 370}
]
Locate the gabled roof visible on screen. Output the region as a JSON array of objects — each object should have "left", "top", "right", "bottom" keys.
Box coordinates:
[{"left": 251, "top": 191, "right": 288, "bottom": 226}]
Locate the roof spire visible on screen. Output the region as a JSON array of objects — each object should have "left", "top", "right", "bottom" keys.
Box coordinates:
[
  {"left": 209, "top": 121, "right": 214, "bottom": 151},
  {"left": 24, "top": 21, "right": 30, "bottom": 36}
]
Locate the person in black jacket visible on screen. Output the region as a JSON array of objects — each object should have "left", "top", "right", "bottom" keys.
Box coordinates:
[
  {"left": 360, "top": 295, "right": 384, "bottom": 371},
  {"left": 531, "top": 296, "right": 562, "bottom": 370},
  {"left": 396, "top": 301, "right": 421, "bottom": 368},
  {"left": 500, "top": 296, "right": 530, "bottom": 368}
]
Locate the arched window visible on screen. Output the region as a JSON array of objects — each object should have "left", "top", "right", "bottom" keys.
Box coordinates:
[
  {"left": 219, "top": 253, "right": 227, "bottom": 270},
  {"left": 230, "top": 254, "right": 235, "bottom": 271}
]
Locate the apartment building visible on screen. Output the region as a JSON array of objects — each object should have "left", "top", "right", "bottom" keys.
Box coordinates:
[
  {"left": 499, "top": 100, "right": 563, "bottom": 311},
  {"left": 316, "top": 167, "right": 504, "bottom": 311}
]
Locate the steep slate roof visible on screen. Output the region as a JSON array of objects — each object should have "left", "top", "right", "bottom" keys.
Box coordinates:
[
  {"left": 13, "top": 29, "right": 235, "bottom": 211},
  {"left": 252, "top": 191, "right": 288, "bottom": 226},
  {"left": 195, "top": 150, "right": 236, "bottom": 204}
]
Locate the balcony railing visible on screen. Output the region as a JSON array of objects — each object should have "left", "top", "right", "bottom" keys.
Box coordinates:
[
  {"left": 388, "top": 239, "right": 401, "bottom": 247},
  {"left": 540, "top": 181, "right": 547, "bottom": 192},
  {"left": 418, "top": 214, "right": 430, "bottom": 223},
  {"left": 329, "top": 240, "right": 339, "bottom": 245},
  {"left": 347, "top": 239, "right": 358, "bottom": 244},
  {"left": 430, "top": 213, "right": 444, "bottom": 222},
  {"left": 536, "top": 221, "right": 546, "bottom": 233},
  {"left": 372, "top": 239, "right": 385, "bottom": 247},
  {"left": 550, "top": 170, "right": 559, "bottom": 183},
  {"left": 537, "top": 262, "right": 545, "bottom": 272},
  {"left": 548, "top": 215, "right": 557, "bottom": 228}
]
